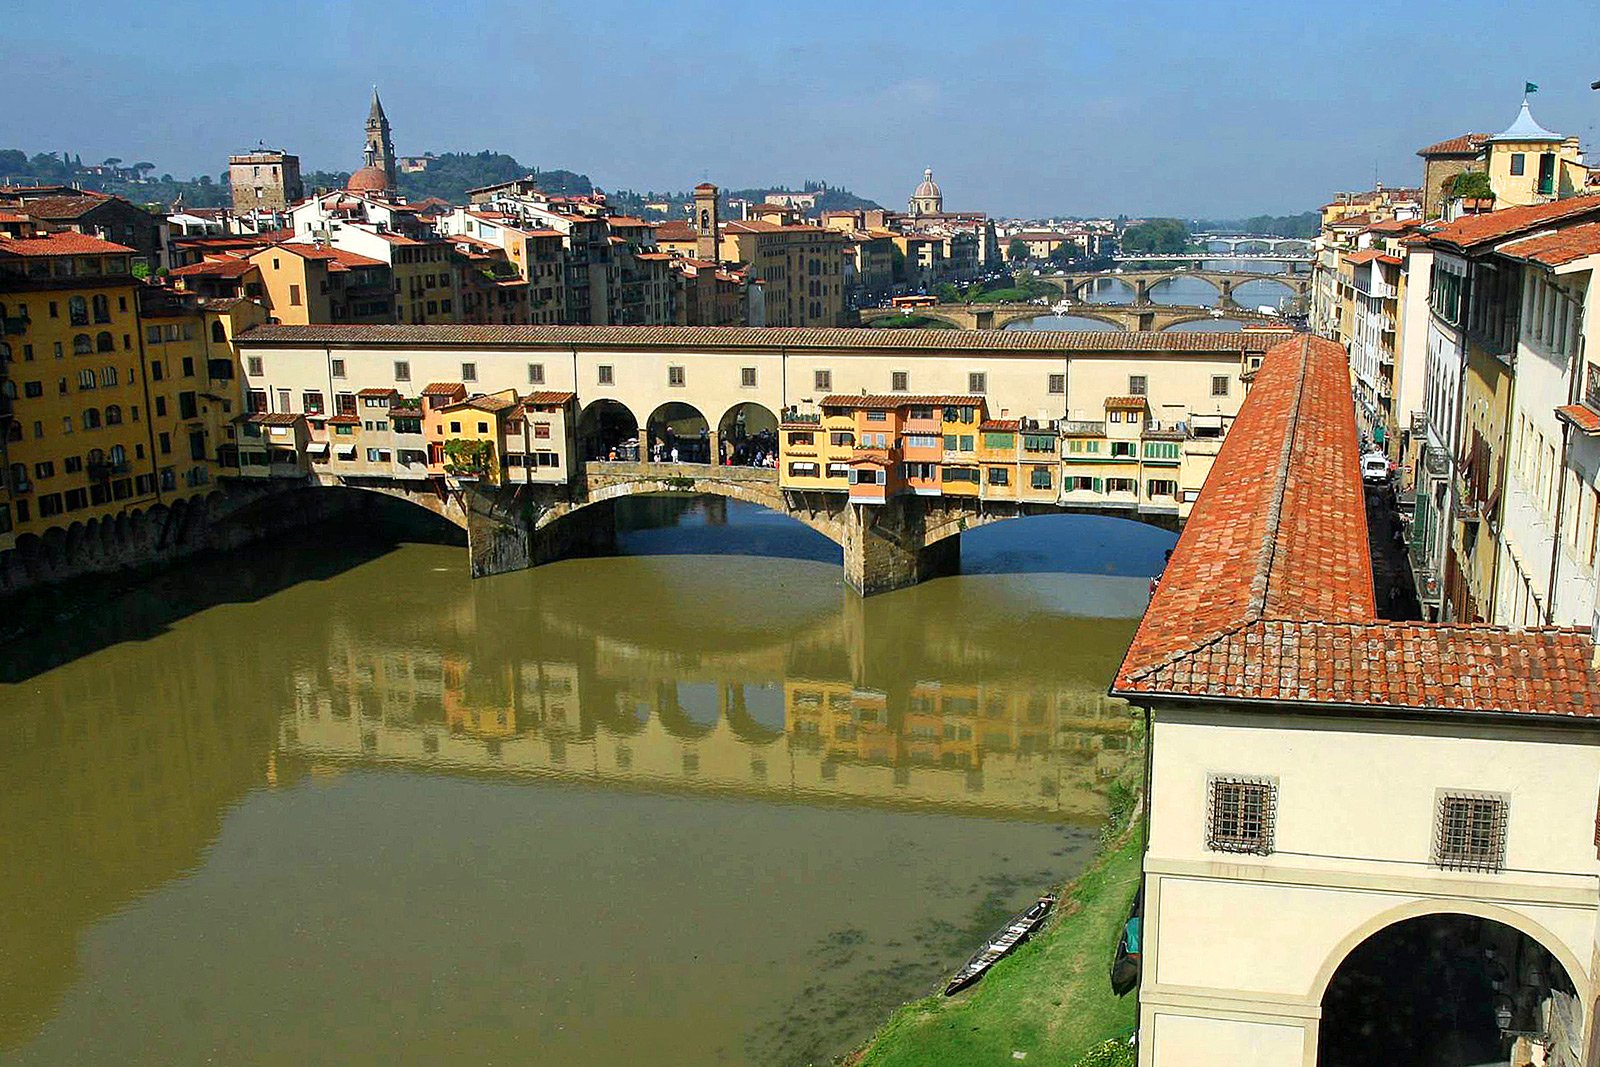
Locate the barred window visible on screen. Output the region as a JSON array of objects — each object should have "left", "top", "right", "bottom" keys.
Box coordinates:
[
  {"left": 1433, "top": 792, "right": 1507, "bottom": 872},
  {"left": 1206, "top": 775, "right": 1276, "bottom": 855}
]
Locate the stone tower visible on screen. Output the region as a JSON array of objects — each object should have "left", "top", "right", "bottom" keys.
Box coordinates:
[
  {"left": 693, "top": 182, "right": 720, "bottom": 261},
  {"left": 363, "top": 87, "right": 397, "bottom": 189}
]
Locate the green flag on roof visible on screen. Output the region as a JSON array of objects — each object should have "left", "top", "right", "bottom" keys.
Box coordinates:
[{"left": 1525, "top": 82, "right": 1539, "bottom": 94}]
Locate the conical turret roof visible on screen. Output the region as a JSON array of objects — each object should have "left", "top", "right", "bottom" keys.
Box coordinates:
[{"left": 1489, "top": 100, "right": 1562, "bottom": 143}]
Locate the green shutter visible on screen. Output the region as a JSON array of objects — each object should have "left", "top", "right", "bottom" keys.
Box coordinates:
[{"left": 1093, "top": 477, "right": 1103, "bottom": 493}]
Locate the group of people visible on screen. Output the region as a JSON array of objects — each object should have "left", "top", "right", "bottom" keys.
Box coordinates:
[{"left": 724, "top": 431, "right": 779, "bottom": 468}]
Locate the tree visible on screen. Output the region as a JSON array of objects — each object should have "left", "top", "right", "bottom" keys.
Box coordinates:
[
  {"left": 1049, "top": 242, "right": 1076, "bottom": 265},
  {"left": 1119, "top": 218, "right": 1190, "bottom": 256},
  {"left": 134, "top": 162, "right": 155, "bottom": 175},
  {"left": 1008, "top": 237, "right": 1030, "bottom": 263},
  {"left": 1446, "top": 170, "right": 1492, "bottom": 201},
  {"left": 102, "top": 157, "right": 122, "bottom": 168}
]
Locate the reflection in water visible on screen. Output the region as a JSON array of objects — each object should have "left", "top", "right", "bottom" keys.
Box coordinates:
[{"left": 0, "top": 498, "right": 1164, "bottom": 1066}]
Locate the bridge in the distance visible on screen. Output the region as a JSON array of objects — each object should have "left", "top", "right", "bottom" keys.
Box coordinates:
[{"left": 859, "top": 301, "right": 1283, "bottom": 331}]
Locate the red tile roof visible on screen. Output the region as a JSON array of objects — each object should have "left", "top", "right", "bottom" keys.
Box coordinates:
[
  {"left": 1496, "top": 222, "right": 1600, "bottom": 268},
  {"left": 1114, "top": 334, "right": 1600, "bottom": 720},
  {"left": 170, "top": 257, "right": 256, "bottom": 278},
  {"left": 327, "top": 414, "right": 360, "bottom": 425},
  {"left": 1104, "top": 395, "right": 1148, "bottom": 409},
  {"left": 0, "top": 232, "right": 136, "bottom": 257},
  {"left": 980, "top": 419, "right": 1020, "bottom": 431},
  {"left": 2, "top": 195, "right": 114, "bottom": 219},
  {"left": 521, "top": 391, "right": 577, "bottom": 407},
  {"left": 1556, "top": 404, "right": 1600, "bottom": 435},
  {"left": 357, "top": 387, "right": 399, "bottom": 397},
  {"left": 1428, "top": 195, "right": 1600, "bottom": 251},
  {"left": 421, "top": 381, "right": 465, "bottom": 395},
  {"left": 1416, "top": 133, "right": 1490, "bottom": 157}
]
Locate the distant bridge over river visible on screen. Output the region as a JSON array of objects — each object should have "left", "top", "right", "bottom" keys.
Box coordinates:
[{"left": 859, "top": 301, "right": 1283, "bottom": 332}]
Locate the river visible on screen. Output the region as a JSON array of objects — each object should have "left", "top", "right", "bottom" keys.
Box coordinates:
[
  {"left": 0, "top": 496, "right": 1170, "bottom": 1066},
  {"left": 1008, "top": 260, "right": 1299, "bottom": 333}
]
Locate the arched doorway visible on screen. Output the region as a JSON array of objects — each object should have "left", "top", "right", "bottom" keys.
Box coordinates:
[
  {"left": 578, "top": 399, "right": 640, "bottom": 461},
  {"left": 1319, "top": 912, "right": 1582, "bottom": 1066},
  {"left": 716, "top": 402, "right": 779, "bottom": 466},
  {"left": 647, "top": 402, "right": 710, "bottom": 464}
]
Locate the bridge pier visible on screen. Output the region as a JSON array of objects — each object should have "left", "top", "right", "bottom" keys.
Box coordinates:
[
  {"left": 465, "top": 483, "right": 616, "bottom": 578},
  {"left": 843, "top": 496, "right": 961, "bottom": 596}
]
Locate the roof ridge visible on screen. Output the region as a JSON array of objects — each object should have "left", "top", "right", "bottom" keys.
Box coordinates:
[{"left": 1245, "top": 335, "right": 1310, "bottom": 621}]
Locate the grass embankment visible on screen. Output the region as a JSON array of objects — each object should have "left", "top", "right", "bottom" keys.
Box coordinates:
[{"left": 850, "top": 820, "right": 1141, "bottom": 1066}]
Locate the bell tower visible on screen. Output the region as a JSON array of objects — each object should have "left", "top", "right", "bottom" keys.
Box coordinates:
[
  {"left": 364, "top": 86, "right": 397, "bottom": 189},
  {"left": 693, "top": 182, "right": 720, "bottom": 261}
]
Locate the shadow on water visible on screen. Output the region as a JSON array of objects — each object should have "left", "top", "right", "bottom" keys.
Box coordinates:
[
  {"left": 0, "top": 491, "right": 465, "bottom": 684},
  {"left": 959, "top": 512, "right": 1176, "bottom": 577},
  {"left": 614, "top": 495, "right": 842, "bottom": 565}
]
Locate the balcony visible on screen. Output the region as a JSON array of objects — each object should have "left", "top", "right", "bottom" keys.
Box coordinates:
[{"left": 2, "top": 315, "right": 28, "bottom": 335}]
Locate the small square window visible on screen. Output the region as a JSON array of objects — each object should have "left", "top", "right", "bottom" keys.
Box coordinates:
[
  {"left": 394, "top": 361, "right": 411, "bottom": 381},
  {"left": 1129, "top": 375, "right": 1148, "bottom": 396},
  {"left": 740, "top": 366, "right": 757, "bottom": 388},
  {"left": 247, "top": 356, "right": 263, "bottom": 376},
  {"left": 598, "top": 365, "right": 614, "bottom": 385},
  {"left": 1206, "top": 775, "right": 1276, "bottom": 855},
  {"left": 891, "top": 371, "right": 908, "bottom": 392},
  {"left": 668, "top": 366, "right": 686, "bottom": 387},
  {"left": 1048, "top": 373, "right": 1065, "bottom": 395},
  {"left": 1211, "top": 375, "right": 1230, "bottom": 397},
  {"left": 462, "top": 362, "right": 477, "bottom": 382},
  {"left": 814, "top": 369, "right": 832, "bottom": 392},
  {"left": 331, "top": 358, "right": 346, "bottom": 379},
  {"left": 528, "top": 363, "right": 545, "bottom": 384},
  {"left": 1433, "top": 792, "right": 1508, "bottom": 872},
  {"left": 968, "top": 372, "right": 986, "bottom": 394}
]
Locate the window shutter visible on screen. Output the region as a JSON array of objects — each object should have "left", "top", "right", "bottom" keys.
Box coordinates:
[{"left": 1093, "top": 477, "right": 1103, "bottom": 493}]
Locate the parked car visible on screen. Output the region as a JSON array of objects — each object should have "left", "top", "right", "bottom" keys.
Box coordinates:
[{"left": 1361, "top": 452, "right": 1391, "bottom": 485}]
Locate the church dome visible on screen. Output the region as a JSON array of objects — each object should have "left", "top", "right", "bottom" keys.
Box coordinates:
[
  {"left": 914, "top": 167, "right": 941, "bottom": 199},
  {"left": 347, "top": 165, "right": 390, "bottom": 195}
]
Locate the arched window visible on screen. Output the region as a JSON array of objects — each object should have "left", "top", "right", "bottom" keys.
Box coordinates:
[
  {"left": 104, "top": 404, "right": 123, "bottom": 425},
  {"left": 91, "top": 294, "right": 110, "bottom": 323},
  {"left": 108, "top": 444, "right": 126, "bottom": 466},
  {"left": 95, "top": 331, "right": 114, "bottom": 353},
  {"left": 82, "top": 408, "right": 101, "bottom": 430},
  {"left": 211, "top": 321, "right": 226, "bottom": 343},
  {"left": 73, "top": 334, "right": 92, "bottom": 355},
  {"left": 68, "top": 296, "right": 87, "bottom": 326}
]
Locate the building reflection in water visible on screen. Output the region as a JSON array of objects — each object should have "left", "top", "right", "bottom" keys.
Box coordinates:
[{"left": 280, "top": 577, "right": 1138, "bottom": 821}]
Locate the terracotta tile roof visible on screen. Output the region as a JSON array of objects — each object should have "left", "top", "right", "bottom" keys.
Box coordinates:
[
  {"left": 443, "top": 393, "right": 518, "bottom": 413},
  {"left": 1416, "top": 133, "right": 1490, "bottom": 157},
  {"left": 1556, "top": 404, "right": 1600, "bottom": 434},
  {"left": 421, "top": 381, "right": 465, "bottom": 395},
  {"left": 521, "top": 391, "right": 577, "bottom": 407},
  {"left": 327, "top": 414, "right": 360, "bottom": 425},
  {"left": 1343, "top": 250, "right": 1402, "bottom": 266},
  {"left": 980, "top": 419, "right": 1020, "bottom": 431},
  {"left": 357, "top": 387, "right": 399, "bottom": 397},
  {"left": 236, "top": 412, "right": 303, "bottom": 426},
  {"left": 1104, "top": 395, "right": 1148, "bottom": 408},
  {"left": 0, "top": 232, "right": 136, "bottom": 257},
  {"left": 1366, "top": 218, "right": 1421, "bottom": 234},
  {"left": 1496, "top": 221, "right": 1600, "bottom": 268},
  {"left": 820, "top": 394, "right": 983, "bottom": 409},
  {"left": 1114, "top": 334, "right": 1600, "bottom": 720},
  {"left": 170, "top": 257, "right": 255, "bottom": 278},
  {"left": 606, "top": 216, "right": 649, "bottom": 227},
  {"left": 3, "top": 195, "right": 114, "bottom": 219},
  {"left": 1427, "top": 195, "right": 1600, "bottom": 251},
  {"left": 236, "top": 323, "right": 1273, "bottom": 356},
  {"left": 653, "top": 220, "right": 698, "bottom": 242}
]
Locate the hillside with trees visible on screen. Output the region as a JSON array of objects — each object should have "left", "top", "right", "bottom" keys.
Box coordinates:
[
  {"left": 1118, "top": 218, "right": 1191, "bottom": 255},
  {"left": 1190, "top": 211, "right": 1319, "bottom": 238}
]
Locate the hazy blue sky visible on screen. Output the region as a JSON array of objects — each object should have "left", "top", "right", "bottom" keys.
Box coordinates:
[{"left": 9, "top": 0, "right": 1600, "bottom": 218}]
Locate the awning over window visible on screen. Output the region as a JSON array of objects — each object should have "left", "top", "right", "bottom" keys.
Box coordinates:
[
  {"left": 305, "top": 442, "right": 330, "bottom": 456},
  {"left": 336, "top": 446, "right": 357, "bottom": 459}
]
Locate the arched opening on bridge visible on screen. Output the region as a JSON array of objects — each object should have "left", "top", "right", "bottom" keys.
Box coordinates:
[
  {"left": 1004, "top": 313, "right": 1125, "bottom": 333},
  {"left": 1319, "top": 912, "right": 1582, "bottom": 1066},
  {"left": 716, "top": 402, "right": 780, "bottom": 466},
  {"left": 1080, "top": 277, "right": 1136, "bottom": 305},
  {"left": 613, "top": 495, "right": 841, "bottom": 567},
  {"left": 1162, "top": 317, "right": 1245, "bottom": 333},
  {"left": 954, "top": 512, "right": 1177, "bottom": 583},
  {"left": 1229, "top": 277, "right": 1295, "bottom": 312},
  {"left": 578, "top": 399, "right": 641, "bottom": 462},
  {"left": 1147, "top": 274, "right": 1222, "bottom": 307},
  {"left": 646, "top": 402, "right": 711, "bottom": 464}
]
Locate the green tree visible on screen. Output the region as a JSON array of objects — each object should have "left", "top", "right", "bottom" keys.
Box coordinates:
[
  {"left": 101, "top": 157, "right": 122, "bottom": 168},
  {"left": 1119, "top": 219, "right": 1190, "bottom": 256},
  {"left": 1446, "top": 170, "right": 1492, "bottom": 201},
  {"left": 1008, "top": 237, "right": 1030, "bottom": 263}
]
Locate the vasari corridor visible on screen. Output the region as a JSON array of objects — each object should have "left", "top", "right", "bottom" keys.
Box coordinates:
[{"left": 9, "top": 4, "right": 1600, "bottom": 1065}]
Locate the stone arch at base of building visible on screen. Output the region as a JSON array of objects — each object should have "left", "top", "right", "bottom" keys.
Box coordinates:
[
  {"left": 533, "top": 474, "right": 847, "bottom": 547},
  {"left": 1307, "top": 895, "right": 1591, "bottom": 1008}
]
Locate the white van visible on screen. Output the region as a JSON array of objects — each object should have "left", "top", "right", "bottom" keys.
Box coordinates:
[{"left": 1361, "top": 453, "right": 1391, "bottom": 485}]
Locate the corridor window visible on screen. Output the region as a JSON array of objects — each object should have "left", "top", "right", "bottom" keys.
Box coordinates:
[
  {"left": 598, "top": 365, "right": 614, "bottom": 385},
  {"left": 1212, "top": 375, "right": 1230, "bottom": 397},
  {"left": 1048, "top": 373, "right": 1065, "bottom": 395},
  {"left": 740, "top": 366, "right": 757, "bottom": 388},
  {"left": 1433, "top": 792, "right": 1508, "bottom": 872},
  {"left": 394, "top": 360, "right": 410, "bottom": 381},
  {"left": 814, "top": 369, "right": 831, "bottom": 392},
  {"left": 1206, "top": 775, "right": 1276, "bottom": 856},
  {"left": 528, "top": 363, "right": 545, "bottom": 385},
  {"left": 891, "top": 371, "right": 908, "bottom": 392},
  {"left": 1128, "top": 375, "right": 1147, "bottom": 396},
  {"left": 462, "top": 363, "right": 477, "bottom": 382},
  {"left": 968, "top": 372, "right": 987, "bottom": 394},
  {"left": 668, "top": 366, "right": 685, "bottom": 387}
]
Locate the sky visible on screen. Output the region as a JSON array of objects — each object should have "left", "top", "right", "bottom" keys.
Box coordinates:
[{"left": 8, "top": 0, "right": 1600, "bottom": 219}]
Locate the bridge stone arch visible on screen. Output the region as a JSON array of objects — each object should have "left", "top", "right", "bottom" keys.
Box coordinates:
[
  {"left": 1154, "top": 312, "right": 1250, "bottom": 332},
  {"left": 1145, "top": 272, "right": 1224, "bottom": 304},
  {"left": 915, "top": 500, "right": 1180, "bottom": 552}
]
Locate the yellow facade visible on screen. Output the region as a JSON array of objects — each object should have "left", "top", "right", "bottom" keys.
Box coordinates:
[{"left": 1, "top": 234, "right": 168, "bottom": 540}]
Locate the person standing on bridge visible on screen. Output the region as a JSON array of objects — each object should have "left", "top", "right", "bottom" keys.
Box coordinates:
[{"left": 670, "top": 445, "right": 680, "bottom": 464}]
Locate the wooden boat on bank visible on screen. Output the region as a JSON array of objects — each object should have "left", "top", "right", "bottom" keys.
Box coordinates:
[{"left": 944, "top": 893, "right": 1056, "bottom": 995}]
